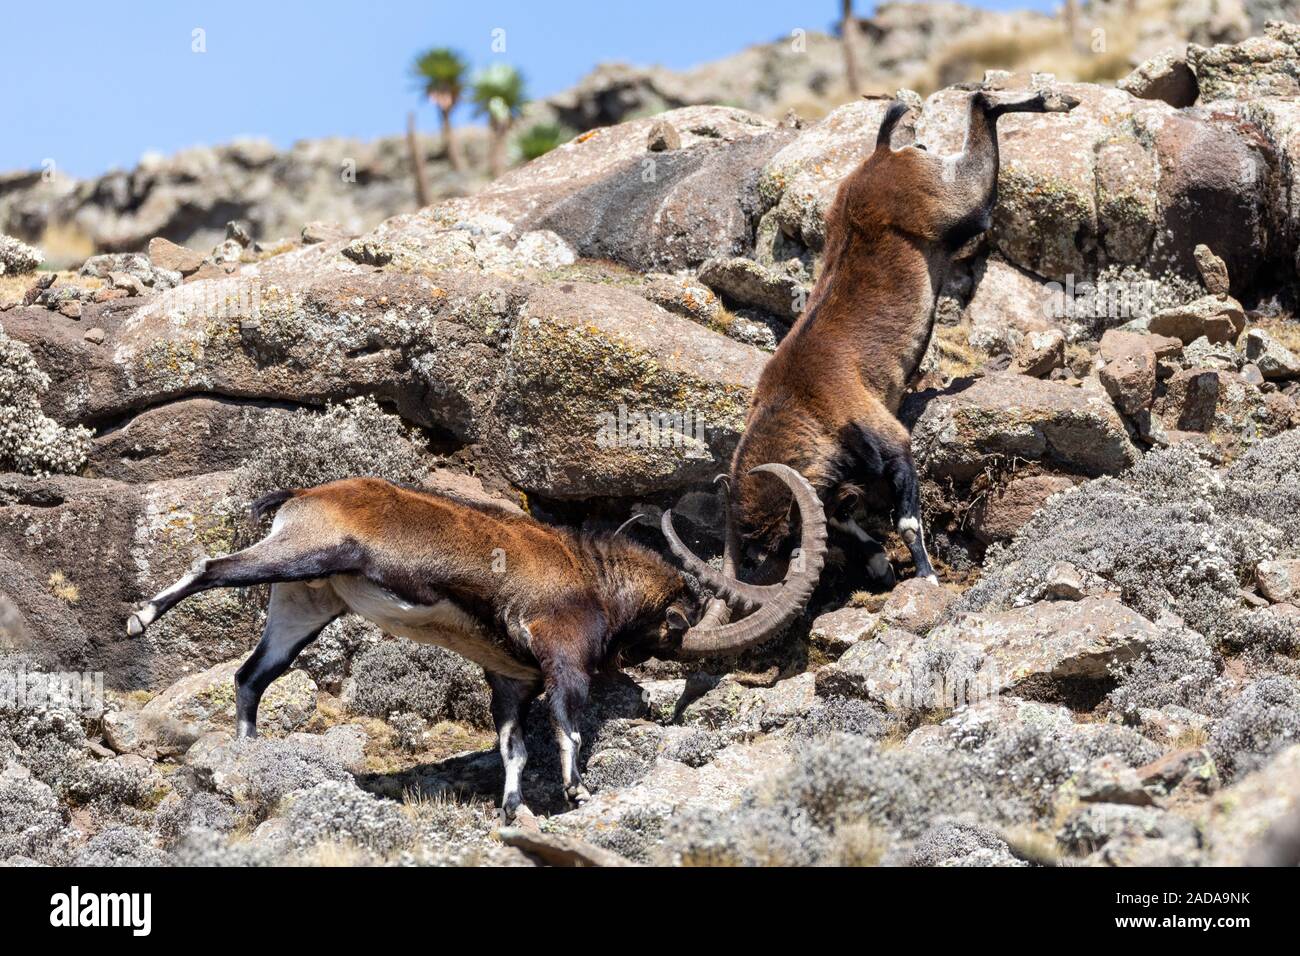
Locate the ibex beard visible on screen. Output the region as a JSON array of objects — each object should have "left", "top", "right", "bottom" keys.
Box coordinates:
[{"left": 127, "top": 468, "right": 823, "bottom": 823}]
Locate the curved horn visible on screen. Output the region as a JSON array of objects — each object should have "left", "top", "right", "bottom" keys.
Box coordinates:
[
  {"left": 661, "top": 476, "right": 783, "bottom": 612},
  {"left": 677, "top": 463, "right": 828, "bottom": 659},
  {"left": 695, "top": 477, "right": 736, "bottom": 629},
  {"left": 614, "top": 513, "right": 646, "bottom": 537}
]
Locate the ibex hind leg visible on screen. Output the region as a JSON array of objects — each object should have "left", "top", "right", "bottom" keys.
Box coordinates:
[
  {"left": 235, "top": 581, "right": 345, "bottom": 738},
  {"left": 126, "top": 525, "right": 354, "bottom": 637},
  {"left": 487, "top": 673, "right": 542, "bottom": 824}
]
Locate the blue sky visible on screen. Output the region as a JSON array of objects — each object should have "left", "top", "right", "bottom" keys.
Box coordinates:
[{"left": 1, "top": 0, "right": 1055, "bottom": 178}]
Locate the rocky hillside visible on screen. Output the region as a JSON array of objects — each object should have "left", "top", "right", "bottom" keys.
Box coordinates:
[
  {"left": 5, "top": 0, "right": 1295, "bottom": 271},
  {"left": 2, "top": 25, "right": 1300, "bottom": 866}
]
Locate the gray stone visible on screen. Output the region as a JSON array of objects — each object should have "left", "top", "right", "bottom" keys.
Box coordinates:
[
  {"left": 808, "top": 607, "right": 879, "bottom": 657},
  {"left": 1244, "top": 328, "right": 1300, "bottom": 380},
  {"left": 912, "top": 372, "right": 1140, "bottom": 483},
  {"left": 1257, "top": 559, "right": 1300, "bottom": 604},
  {"left": 1118, "top": 47, "right": 1198, "bottom": 108}
]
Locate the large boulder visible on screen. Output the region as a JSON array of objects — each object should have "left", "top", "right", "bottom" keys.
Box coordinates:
[
  {"left": 1202, "top": 744, "right": 1300, "bottom": 865},
  {"left": 447, "top": 106, "right": 791, "bottom": 273},
  {"left": 816, "top": 597, "right": 1158, "bottom": 713},
  {"left": 484, "top": 281, "right": 762, "bottom": 498},
  {"left": 911, "top": 372, "right": 1141, "bottom": 483},
  {"left": 3, "top": 244, "right": 765, "bottom": 500},
  {"left": 1189, "top": 21, "right": 1300, "bottom": 102},
  {"left": 0, "top": 471, "right": 256, "bottom": 689}
]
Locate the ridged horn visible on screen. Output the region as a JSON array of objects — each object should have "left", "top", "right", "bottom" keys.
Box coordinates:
[
  {"left": 662, "top": 475, "right": 784, "bottom": 613},
  {"left": 671, "top": 463, "right": 828, "bottom": 659}
]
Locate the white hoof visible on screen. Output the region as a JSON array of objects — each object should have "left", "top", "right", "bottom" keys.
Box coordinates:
[{"left": 126, "top": 611, "right": 146, "bottom": 637}]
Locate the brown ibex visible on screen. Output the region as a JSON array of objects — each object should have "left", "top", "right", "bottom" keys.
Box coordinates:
[
  {"left": 126, "top": 471, "right": 823, "bottom": 821},
  {"left": 662, "top": 87, "right": 1079, "bottom": 653}
]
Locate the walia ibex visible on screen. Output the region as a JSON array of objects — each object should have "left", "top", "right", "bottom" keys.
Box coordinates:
[
  {"left": 127, "top": 470, "right": 823, "bottom": 821},
  {"left": 662, "top": 87, "right": 1079, "bottom": 653}
]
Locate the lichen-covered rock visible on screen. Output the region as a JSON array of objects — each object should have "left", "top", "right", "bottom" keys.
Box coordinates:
[
  {"left": 878, "top": 578, "right": 956, "bottom": 635},
  {"left": 0, "top": 234, "right": 43, "bottom": 275},
  {"left": 808, "top": 607, "right": 880, "bottom": 658},
  {"left": 963, "top": 256, "right": 1057, "bottom": 355},
  {"left": 1057, "top": 803, "right": 1199, "bottom": 865},
  {"left": 1118, "top": 47, "right": 1198, "bottom": 108},
  {"left": 1073, "top": 754, "right": 1153, "bottom": 806},
  {"left": 814, "top": 627, "right": 991, "bottom": 713},
  {"left": 933, "top": 596, "right": 1158, "bottom": 682},
  {"left": 1098, "top": 332, "right": 1160, "bottom": 415},
  {"left": 1244, "top": 328, "right": 1300, "bottom": 379},
  {"left": 1202, "top": 743, "right": 1300, "bottom": 864},
  {"left": 0, "top": 326, "right": 92, "bottom": 476},
  {"left": 1189, "top": 21, "right": 1300, "bottom": 101},
  {"left": 1153, "top": 366, "right": 1295, "bottom": 451},
  {"left": 697, "top": 255, "right": 806, "bottom": 320},
  {"left": 0, "top": 470, "right": 259, "bottom": 689},
  {"left": 1147, "top": 294, "right": 1246, "bottom": 344},
  {"left": 79, "top": 252, "right": 180, "bottom": 291},
  {"left": 819, "top": 598, "right": 1157, "bottom": 713},
  {"left": 1010, "top": 328, "right": 1065, "bottom": 377},
  {"left": 486, "top": 281, "right": 764, "bottom": 497},
  {"left": 1137, "top": 747, "right": 1219, "bottom": 798},
  {"left": 912, "top": 372, "right": 1141, "bottom": 483},
  {"left": 1256, "top": 558, "right": 1300, "bottom": 603},
  {"left": 968, "top": 474, "right": 1076, "bottom": 544}
]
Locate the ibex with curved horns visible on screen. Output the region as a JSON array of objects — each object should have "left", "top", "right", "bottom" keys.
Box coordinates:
[
  {"left": 662, "top": 87, "right": 1079, "bottom": 655},
  {"left": 126, "top": 470, "right": 822, "bottom": 821}
]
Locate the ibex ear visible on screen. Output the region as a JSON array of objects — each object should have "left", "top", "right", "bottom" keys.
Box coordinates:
[{"left": 666, "top": 604, "right": 690, "bottom": 632}]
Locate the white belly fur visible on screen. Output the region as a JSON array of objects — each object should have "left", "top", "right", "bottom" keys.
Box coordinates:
[{"left": 328, "top": 575, "right": 541, "bottom": 681}]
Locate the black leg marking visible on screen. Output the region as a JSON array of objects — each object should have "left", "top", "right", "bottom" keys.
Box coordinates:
[
  {"left": 487, "top": 673, "right": 541, "bottom": 824},
  {"left": 881, "top": 447, "right": 937, "bottom": 582},
  {"left": 234, "top": 582, "right": 343, "bottom": 738},
  {"left": 543, "top": 661, "right": 591, "bottom": 807}
]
